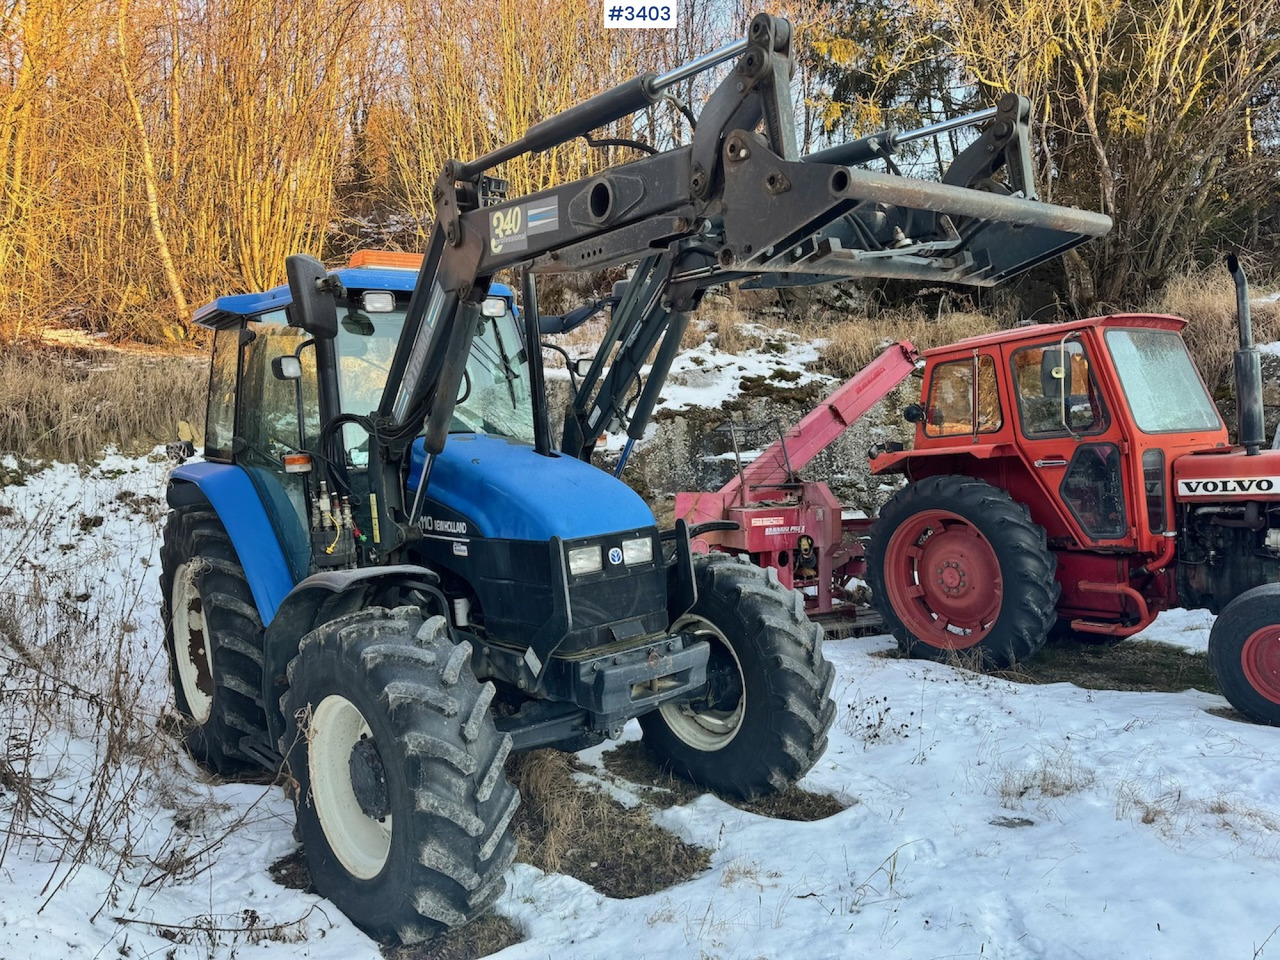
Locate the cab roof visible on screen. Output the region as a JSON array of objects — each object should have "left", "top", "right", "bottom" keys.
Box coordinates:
[
  {"left": 922, "top": 313, "right": 1188, "bottom": 358},
  {"left": 193, "top": 252, "right": 515, "bottom": 330}
]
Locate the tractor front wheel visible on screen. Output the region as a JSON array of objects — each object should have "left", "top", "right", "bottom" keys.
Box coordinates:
[
  {"left": 868, "top": 476, "right": 1059, "bottom": 669},
  {"left": 638, "top": 554, "right": 835, "bottom": 799},
  {"left": 159, "top": 506, "right": 268, "bottom": 775},
  {"left": 1208, "top": 584, "right": 1280, "bottom": 726},
  {"left": 281, "top": 607, "right": 518, "bottom": 943}
]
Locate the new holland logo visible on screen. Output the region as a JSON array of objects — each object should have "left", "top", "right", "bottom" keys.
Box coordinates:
[{"left": 1177, "top": 476, "right": 1280, "bottom": 496}]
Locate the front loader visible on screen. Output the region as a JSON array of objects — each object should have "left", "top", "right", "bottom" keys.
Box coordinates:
[{"left": 159, "top": 12, "right": 1110, "bottom": 942}]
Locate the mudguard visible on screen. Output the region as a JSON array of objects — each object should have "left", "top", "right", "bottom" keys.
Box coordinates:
[
  {"left": 261, "top": 564, "right": 444, "bottom": 748},
  {"left": 167, "top": 462, "right": 294, "bottom": 625}
]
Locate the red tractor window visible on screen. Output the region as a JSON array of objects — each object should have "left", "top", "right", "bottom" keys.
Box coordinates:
[
  {"left": 1010, "top": 340, "right": 1107, "bottom": 437},
  {"left": 1060, "top": 443, "right": 1128, "bottom": 539},
  {"left": 923, "top": 355, "right": 1002, "bottom": 436}
]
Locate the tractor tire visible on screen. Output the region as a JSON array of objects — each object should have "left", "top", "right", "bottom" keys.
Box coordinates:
[
  {"left": 281, "top": 607, "right": 518, "bottom": 943},
  {"left": 160, "top": 506, "right": 268, "bottom": 775},
  {"left": 638, "top": 554, "right": 835, "bottom": 799},
  {"left": 868, "top": 475, "right": 1059, "bottom": 669},
  {"left": 1208, "top": 583, "right": 1280, "bottom": 726}
]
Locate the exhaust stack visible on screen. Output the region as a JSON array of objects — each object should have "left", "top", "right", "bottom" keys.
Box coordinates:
[{"left": 1226, "top": 254, "right": 1265, "bottom": 456}]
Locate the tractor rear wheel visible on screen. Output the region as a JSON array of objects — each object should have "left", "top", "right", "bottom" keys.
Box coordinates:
[
  {"left": 638, "top": 554, "right": 835, "bottom": 799},
  {"left": 160, "top": 506, "right": 268, "bottom": 775},
  {"left": 281, "top": 607, "right": 518, "bottom": 943},
  {"left": 1208, "top": 584, "right": 1280, "bottom": 726},
  {"left": 868, "top": 475, "right": 1058, "bottom": 669}
]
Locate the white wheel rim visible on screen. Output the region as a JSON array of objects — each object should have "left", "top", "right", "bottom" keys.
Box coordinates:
[
  {"left": 171, "top": 562, "right": 213, "bottom": 724},
  {"left": 309, "top": 694, "right": 392, "bottom": 879},
  {"left": 658, "top": 615, "right": 746, "bottom": 752}
]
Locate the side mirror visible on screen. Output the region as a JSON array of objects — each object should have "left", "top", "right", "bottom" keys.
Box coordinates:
[
  {"left": 572, "top": 357, "right": 594, "bottom": 378},
  {"left": 272, "top": 355, "right": 303, "bottom": 381},
  {"left": 285, "top": 254, "right": 339, "bottom": 339},
  {"left": 903, "top": 403, "right": 925, "bottom": 423}
]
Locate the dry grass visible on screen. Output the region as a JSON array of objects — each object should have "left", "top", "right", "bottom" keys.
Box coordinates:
[
  {"left": 380, "top": 913, "right": 525, "bottom": 960},
  {"left": 996, "top": 745, "right": 1096, "bottom": 809},
  {"left": 807, "top": 308, "right": 1005, "bottom": 380},
  {"left": 0, "top": 345, "right": 206, "bottom": 460},
  {"left": 1144, "top": 267, "right": 1280, "bottom": 396},
  {"left": 701, "top": 297, "right": 766, "bottom": 355},
  {"left": 506, "top": 749, "right": 711, "bottom": 898},
  {"left": 599, "top": 739, "right": 850, "bottom": 820},
  {"left": 996, "top": 637, "right": 1219, "bottom": 695},
  {"left": 0, "top": 545, "right": 193, "bottom": 916}
]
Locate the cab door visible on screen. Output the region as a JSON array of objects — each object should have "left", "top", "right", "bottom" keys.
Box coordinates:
[
  {"left": 1008, "top": 336, "right": 1132, "bottom": 547},
  {"left": 234, "top": 310, "right": 320, "bottom": 582}
]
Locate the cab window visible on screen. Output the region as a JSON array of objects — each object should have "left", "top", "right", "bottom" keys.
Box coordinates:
[
  {"left": 1011, "top": 339, "right": 1107, "bottom": 437},
  {"left": 923, "top": 354, "right": 1002, "bottom": 437},
  {"left": 204, "top": 327, "right": 240, "bottom": 462}
]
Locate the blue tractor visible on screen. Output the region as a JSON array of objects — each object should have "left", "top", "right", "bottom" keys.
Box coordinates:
[
  {"left": 162, "top": 250, "right": 834, "bottom": 939},
  {"left": 160, "top": 14, "right": 1110, "bottom": 942}
]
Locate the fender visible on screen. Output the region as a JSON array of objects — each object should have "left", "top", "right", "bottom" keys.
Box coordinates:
[
  {"left": 167, "top": 462, "right": 294, "bottom": 625},
  {"left": 260, "top": 565, "right": 444, "bottom": 748},
  {"left": 869, "top": 443, "right": 1021, "bottom": 477}
]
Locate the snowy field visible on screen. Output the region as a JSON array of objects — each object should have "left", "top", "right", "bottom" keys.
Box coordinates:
[{"left": 1, "top": 451, "right": 1278, "bottom": 960}]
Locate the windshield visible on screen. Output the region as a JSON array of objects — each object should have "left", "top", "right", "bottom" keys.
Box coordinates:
[
  {"left": 1104, "top": 328, "right": 1221, "bottom": 434},
  {"left": 335, "top": 300, "right": 535, "bottom": 465},
  {"left": 451, "top": 310, "right": 535, "bottom": 443}
]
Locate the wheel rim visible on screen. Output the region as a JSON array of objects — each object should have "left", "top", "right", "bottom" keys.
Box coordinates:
[
  {"left": 171, "top": 562, "right": 214, "bottom": 724},
  {"left": 1241, "top": 625, "right": 1280, "bottom": 705},
  {"left": 309, "top": 694, "right": 393, "bottom": 880},
  {"left": 658, "top": 615, "right": 746, "bottom": 751},
  {"left": 882, "top": 509, "right": 1003, "bottom": 650}
]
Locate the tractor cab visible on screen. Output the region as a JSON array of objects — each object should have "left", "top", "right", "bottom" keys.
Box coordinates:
[
  {"left": 190, "top": 251, "right": 526, "bottom": 586},
  {"left": 874, "top": 313, "right": 1228, "bottom": 559}
]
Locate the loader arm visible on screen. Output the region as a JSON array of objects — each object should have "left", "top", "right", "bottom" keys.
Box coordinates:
[
  {"left": 366, "top": 12, "right": 1110, "bottom": 557},
  {"left": 718, "top": 341, "right": 920, "bottom": 503}
]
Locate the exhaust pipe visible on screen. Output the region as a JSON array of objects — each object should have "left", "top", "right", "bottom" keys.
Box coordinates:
[{"left": 1226, "top": 253, "right": 1265, "bottom": 456}]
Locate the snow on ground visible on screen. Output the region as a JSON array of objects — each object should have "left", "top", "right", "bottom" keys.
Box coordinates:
[
  {"left": 2, "top": 453, "right": 1279, "bottom": 960},
  {"left": 656, "top": 323, "right": 829, "bottom": 414}
]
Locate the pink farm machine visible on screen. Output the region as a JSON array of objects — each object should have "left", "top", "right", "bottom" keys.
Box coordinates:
[{"left": 674, "top": 341, "right": 918, "bottom": 621}]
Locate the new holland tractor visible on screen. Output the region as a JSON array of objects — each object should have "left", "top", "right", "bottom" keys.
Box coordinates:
[
  {"left": 159, "top": 13, "right": 1110, "bottom": 941},
  {"left": 866, "top": 256, "right": 1280, "bottom": 728}
]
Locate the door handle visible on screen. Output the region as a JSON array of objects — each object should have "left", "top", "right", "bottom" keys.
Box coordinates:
[{"left": 1034, "top": 458, "right": 1068, "bottom": 468}]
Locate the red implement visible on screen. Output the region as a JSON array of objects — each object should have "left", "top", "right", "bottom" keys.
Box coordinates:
[{"left": 675, "top": 342, "right": 918, "bottom": 616}]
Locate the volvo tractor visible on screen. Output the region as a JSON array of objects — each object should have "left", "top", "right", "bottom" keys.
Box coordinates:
[
  {"left": 159, "top": 13, "right": 1110, "bottom": 942},
  {"left": 864, "top": 256, "right": 1280, "bottom": 729}
]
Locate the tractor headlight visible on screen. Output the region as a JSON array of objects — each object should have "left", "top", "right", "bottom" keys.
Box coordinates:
[
  {"left": 621, "top": 536, "right": 653, "bottom": 565},
  {"left": 567, "top": 545, "right": 603, "bottom": 576}
]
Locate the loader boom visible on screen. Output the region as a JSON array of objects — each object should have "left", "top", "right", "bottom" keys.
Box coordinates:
[{"left": 357, "top": 12, "right": 1109, "bottom": 558}]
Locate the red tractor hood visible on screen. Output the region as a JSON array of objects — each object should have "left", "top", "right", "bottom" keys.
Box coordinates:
[{"left": 1173, "top": 448, "right": 1280, "bottom": 501}]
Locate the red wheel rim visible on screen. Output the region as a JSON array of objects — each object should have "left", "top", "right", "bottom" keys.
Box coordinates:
[
  {"left": 1241, "top": 625, "right": 1280, "bottom": 705},
  {"left": 883, "top": 509, "right": 1003, "bottom": 650}
]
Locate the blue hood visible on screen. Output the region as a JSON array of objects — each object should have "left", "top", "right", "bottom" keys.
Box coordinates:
[{"left": 407, "top": 434, "right": 655, "bottom": 541}]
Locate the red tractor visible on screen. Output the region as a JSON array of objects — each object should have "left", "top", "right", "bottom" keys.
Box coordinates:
[{"left": 866, "top": 256, "right": 1280, "bottom": 726}]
